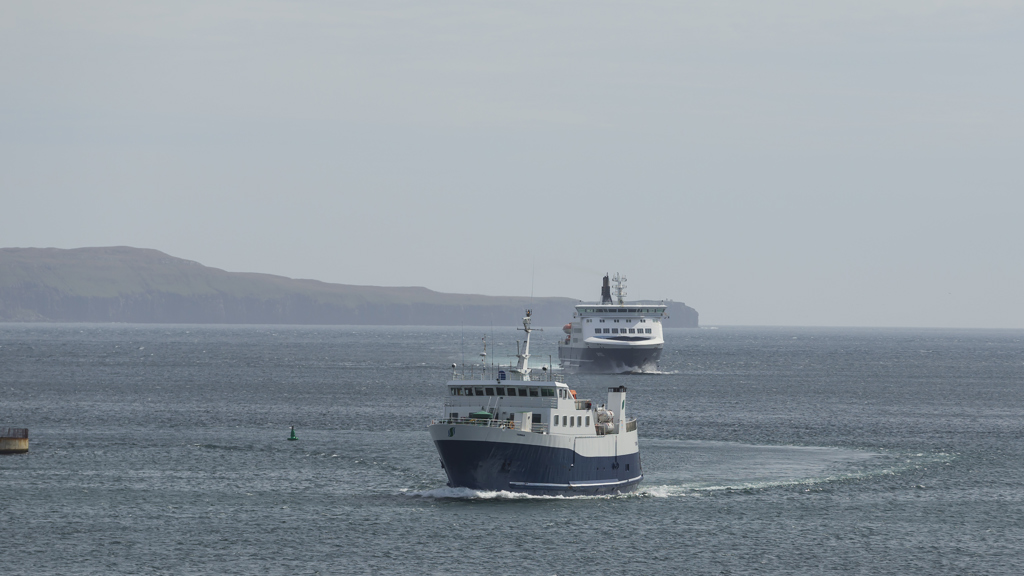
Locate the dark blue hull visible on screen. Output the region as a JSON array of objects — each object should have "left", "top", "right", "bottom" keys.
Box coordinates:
[
  {"left": 433, "top": 439, "right": 642, "bottom": 495},
  {"left": 558, "top": 344, "right": 662, "bottom": 374}
]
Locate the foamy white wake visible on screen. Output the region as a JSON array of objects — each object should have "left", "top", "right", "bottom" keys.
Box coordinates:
[{"left": 404, "top": 486, "right": 630, "bottom": 500}]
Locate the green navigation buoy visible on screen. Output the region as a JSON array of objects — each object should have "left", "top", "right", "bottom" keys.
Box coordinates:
[{"left": 288, "top": 426, "right": 298, "bottom": 441}]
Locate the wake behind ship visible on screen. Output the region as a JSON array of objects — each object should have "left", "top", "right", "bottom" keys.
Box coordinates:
[
  {"left": 428, "top": 310, "right": 642, "bottom": 495},
  {"left": 559, "top": 274, "right": 667, "bottom": 373}
]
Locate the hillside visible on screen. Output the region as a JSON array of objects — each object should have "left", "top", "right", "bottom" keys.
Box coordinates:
[{"left": 0, "top": 247, "right": 699, "bottom": 327}]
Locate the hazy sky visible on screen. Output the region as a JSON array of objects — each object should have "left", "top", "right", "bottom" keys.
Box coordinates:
[{"left": 2, "top": 1, "right": 1022, "bottom": 328}]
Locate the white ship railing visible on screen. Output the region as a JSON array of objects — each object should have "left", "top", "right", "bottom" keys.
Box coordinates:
[
  {"left": 432, "top": 417, "right": 636, "bottom": 435},
  {"left": 431, "top": 417, "right": 550, "bottom": 434},
  {"left": 451, "top": 367, "right": 565, "bottom": 383},
  {"left": 593, "top": 418, "right": 638, "bottom": 436},
  {"left": 443, "top": 398, "right": 558, "bottom": 409}
]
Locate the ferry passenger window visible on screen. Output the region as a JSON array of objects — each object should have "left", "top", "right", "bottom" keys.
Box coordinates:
[
  {"left": 612, "top": 328, "right": 618, "bottom": 334},
  {"left": 646, "top": 328, "right": 652, "bottom": 334},
  {"left": 485, "top": 387, "right": 494, "bottom": 396},
  {"left": 474, "top": 387, "right": 484, "bottom": 396},
  {"left": 450, "top": 388, "right": 458, "bottom": 396},
  {"left": 599, "top": 319, "right": 605, "bottom": 323},
  {"left": 553, "top": 415, "right": 559, "bottom": 426},
  {"left": 541, "top": 388, "right": 555, "bottom": 397},
  {"left": 586, "top": 416, "right": 591, "bottom": 426},
  {"left": 450, "top": 413, "right": 458, "bottom": 419},
  {"left": 629, "top": 329, "right": 635, "bottom": 334},
  {"left": 496, "top": 387, "right": 505, "bottom": 396},
  {"left": 569, "top": 416, "right": 574, "bottom": 427},
  {"left": 577, "top": 416, "right": 582, "bottom": 427},
  {"left": 563, "top": 416, "right": 567, "bottom": 426},
  {"left": 529, "top": 388, "right": 539, "bottom": 397}
]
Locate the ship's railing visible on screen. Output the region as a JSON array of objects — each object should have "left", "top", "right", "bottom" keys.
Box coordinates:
[
  {"left": 431, "top": 418, "right": 549, "bottom": 434},
  {"left": 443, "top": 399, "right": 558, "bottom": 409},
  {"left": 594, "top": 418, "right": 637, "bottom": 436},
  {"left": 575, "top": 400, "right": 593, "bottom": 411},
  {"left": 451, "top": 367, "right": 565, "bottom": 383}
]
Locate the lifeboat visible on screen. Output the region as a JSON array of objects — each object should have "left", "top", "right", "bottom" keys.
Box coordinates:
[{"left": 563, "top": 323, "right": 573, "bottom": 334}]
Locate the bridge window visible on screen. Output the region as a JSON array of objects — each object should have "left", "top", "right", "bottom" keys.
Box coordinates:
[
  {"left": 496, "top": 387, "right": 505, "bottom": 396},
  {"left": 518, "top": 388, "right": 528, "bottom": 396},
  {"left": 485, "top": 387, "right": 494, "bottom": 396},
  {"left": 541, "top": 388, "right": 555, "bottom": 397},
  {"left": 463, "top": 388, "right": 473, "bottom": 396},
  {"left": 450, "top": 388, "right": 458, "bottom": 396},
  {"left": 474, "top": 388, "right": 485, "bottom": 396},
  {"left": 529, "top": 388, "right": 539, "bottom": 397}
]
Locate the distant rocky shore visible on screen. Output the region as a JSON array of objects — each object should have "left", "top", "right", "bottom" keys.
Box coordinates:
[{"left": 0, "top": 247, "right": 699, "bottom": 327}]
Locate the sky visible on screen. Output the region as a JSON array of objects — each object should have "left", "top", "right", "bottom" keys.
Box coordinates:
[{"left": 2, "top": 1, "right": 1022, "bottom": 328}]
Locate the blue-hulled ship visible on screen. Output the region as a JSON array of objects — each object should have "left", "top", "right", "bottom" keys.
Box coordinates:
[{"left": 428, "top": 310, "right": 642, "bottom": 495}]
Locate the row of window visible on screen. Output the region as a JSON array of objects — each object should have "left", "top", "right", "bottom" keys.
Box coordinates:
[
  {"left": 595, "top": 328, "right": 652, "bottom": 334},
  {"left": 450, "top": 386, "right": 563, "bottom": 398},
  {"left": 553, "top": 415, "right": 590, "bottom": 428},
  {"left": 586, "top": 318, "right": 659, "bottom": 323},
  {"left": 447, "top": 413, "right": 589, "bottom": 428}
]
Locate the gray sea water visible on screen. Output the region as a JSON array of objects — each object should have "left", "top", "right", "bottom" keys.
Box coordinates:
[{"left": 2, "top": 324, "right": 1023, "bottom": 575}]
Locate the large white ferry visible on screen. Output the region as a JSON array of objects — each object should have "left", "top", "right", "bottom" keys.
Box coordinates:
[
  {"left": 558, "top": 274, "right": 668, "bottom": 373},
  {"left": 428, "top": 310, "right": 642, "bottom": 495}
]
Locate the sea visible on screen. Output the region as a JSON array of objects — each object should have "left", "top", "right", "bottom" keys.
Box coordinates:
[{"left": 2, "top": 323, "right": 1022, "bottom": 575}]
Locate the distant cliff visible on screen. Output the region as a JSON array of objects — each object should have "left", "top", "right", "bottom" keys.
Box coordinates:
[{"left": 0, "top": 247, "right": 699, "bottom": 327}]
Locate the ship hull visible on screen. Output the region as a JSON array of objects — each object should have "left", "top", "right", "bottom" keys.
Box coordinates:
[
  {"left": 429, "top": 423, "right": 642, "bottom": 495},
  {"left": 558, "top": 342, "right": 663, "bottom": 374}
]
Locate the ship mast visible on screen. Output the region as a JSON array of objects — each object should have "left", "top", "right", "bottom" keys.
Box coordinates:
[
  {"left": 512, "top": 309, "right": 541, "bottom": 378},
  {"left": 611, "top": 273, "right": 628, "bottom": 305}
]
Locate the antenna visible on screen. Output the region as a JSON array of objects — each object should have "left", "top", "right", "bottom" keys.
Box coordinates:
[{"left": 611, "top": 273, "right": 628, "bottom": 305}]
